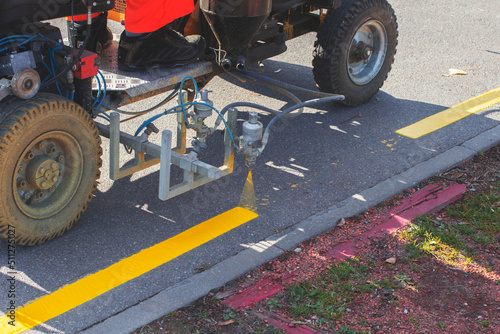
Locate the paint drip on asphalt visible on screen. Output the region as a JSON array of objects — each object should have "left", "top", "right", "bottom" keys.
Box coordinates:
[{"left": 239, "top": 171, "right": 257, "bottom": 213}]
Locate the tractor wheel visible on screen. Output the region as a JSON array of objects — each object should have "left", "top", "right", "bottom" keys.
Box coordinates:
[
  {"left": 313, "top": 0, "right": 398, "bottom": 106},
  {"left": 0, "top": 94, "right": 102, "bottom": 246}
]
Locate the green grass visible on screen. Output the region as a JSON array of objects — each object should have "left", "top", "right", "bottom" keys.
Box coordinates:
[
  {"left": 436, "top": 321, "right": 447, "bottom": 330},
  {"left": 400, "top": 216, "right": 477, "bottom": 267},
  {"left": 400, "top": 186, "right": 500, "bottom": 268},
  {"left": 478, "top": 319, "right": 490, "bottom": 328},
  {"left": 286, "top": 259, "right": 397, "bottom": 323},
  {"left": 447, "top": 191, "right": 500, "bottom": 236}
]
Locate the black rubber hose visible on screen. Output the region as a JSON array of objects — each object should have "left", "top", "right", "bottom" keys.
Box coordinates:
[{"left": 260, "top": 95, "right": 344, "bottom": 151}]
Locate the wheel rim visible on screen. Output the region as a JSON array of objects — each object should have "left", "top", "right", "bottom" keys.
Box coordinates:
[
  {"left": 13, "top": 131, "right": 83, "bottom": 219},
  {"left": 347, "top": 19, "right": 387, "bottom": 85}
]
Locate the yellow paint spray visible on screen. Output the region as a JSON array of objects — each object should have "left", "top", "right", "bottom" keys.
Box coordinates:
[{"left": 238, "top": 171, "right": 257, "bottom": 213}]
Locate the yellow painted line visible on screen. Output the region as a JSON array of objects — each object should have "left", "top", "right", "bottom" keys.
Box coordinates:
[
  {"left": 0, "top": 207, "right": 258, "bottom": 334},
  {"left": 396, "top": 87, "right": 500, "bottom": 139}
]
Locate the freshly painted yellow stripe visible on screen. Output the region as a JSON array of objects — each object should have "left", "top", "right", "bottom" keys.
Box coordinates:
[
  {"left": 0, "top": 207, "right": 258, "bottom": 334},
  {"left": 396, "top": 87, "right": 500, "bottom": 139}
]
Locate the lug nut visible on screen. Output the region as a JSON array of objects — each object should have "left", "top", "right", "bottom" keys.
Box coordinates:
[
  {"left": 49, "top": 186, "right": 56, "bottom": 193},
  {"left": 23, "top": 192, "right": 31, "bottom": 200},
  {"left": 57, "top": 155, "right": 64, "bottom": 163},
  {"left": 38, "top": 142, "right": 45, "bottom": 149},
  {"left": 47, "top": 145, "right": 57, "bottom": 154}
]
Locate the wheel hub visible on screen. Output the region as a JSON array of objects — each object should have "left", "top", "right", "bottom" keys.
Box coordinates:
[
  {"left": 347, "top": 19, "right": 388, "bottom": 85},
  {"left": 26, "top": 157, "right": 62, "bottom": 190},
  {"left": 13, "top": 131, "right": 83, "bottom": 219}
]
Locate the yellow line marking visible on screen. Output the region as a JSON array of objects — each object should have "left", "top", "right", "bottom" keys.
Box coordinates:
[
  {"left": 0, "top": 207, "right": 258, "bottom": 334},
  {"left": 396, "top": 87, "right": 500, "bottom": 139}
]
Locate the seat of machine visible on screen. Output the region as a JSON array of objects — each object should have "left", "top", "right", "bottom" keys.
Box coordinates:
[{"left": 95, "top": 41, "right": 215, "bottom": 106}]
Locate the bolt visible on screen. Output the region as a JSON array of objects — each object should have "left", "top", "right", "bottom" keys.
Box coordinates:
[
  {"left": 26, "top": 151, "right": 34, "bottom": 159},
  {"left": 51, "top": 162, "right": 58, "bottom": 170},
  {"left": 39, "top": 167, "right": 46, "bottom": 175},
  {"left": 17, "top": 179, "right": 27, "bottom": 188},
  {"left": 47, "top": 145, "right": 57, "bottom": 155},
  {"left": 23, "top": 192, "right": 31, "bottom": 200},
  {"left": 40, "top": 181, "right": 48, "bottom": 188},
  {"left": 57, "top": 155, "right": 64, "bottom": 163},
  {"left": 37, "top": 141, "right": 45, "bottom": 149},
  {"left": 52, "top": 176, "right": 58, "bottom": 183}
]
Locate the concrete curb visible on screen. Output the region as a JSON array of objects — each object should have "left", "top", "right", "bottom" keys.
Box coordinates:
[{"left": 79, "top": 124, "right": 500, "bottom": 334}]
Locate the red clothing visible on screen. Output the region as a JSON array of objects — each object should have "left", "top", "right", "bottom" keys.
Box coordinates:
[
  {"left": 125, "top": 0, "right": 194, "bottom": 33},
  {"left": 67, "top": 13, "right": 101, "bottom": 21}
]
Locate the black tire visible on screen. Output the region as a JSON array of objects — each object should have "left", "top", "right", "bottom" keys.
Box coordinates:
[
  {"left": 313, "top": 0, "right": 398, "bottom": 106},
  {"left": 0, "top": 94, "right": 102, "bottom": 246}
]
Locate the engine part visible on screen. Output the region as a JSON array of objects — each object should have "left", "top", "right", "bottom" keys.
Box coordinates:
[
  {"left": 73, "top": 49, "right": 98, "bottom": 79},
  {"left": 240, "top": 111, "right": 263, "bottom": 170},
  {"left": 11, "top": 67, "right": 41, "bottom": 99},
  {"left": 0, "top": 51, "right": 37, "bottom": 77},
  {"left": 200, "top": 0, "right": 271, "bottom": 57}
]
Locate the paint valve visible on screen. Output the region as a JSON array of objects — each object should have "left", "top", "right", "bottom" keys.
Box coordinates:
[
  {"left": 189, "top": 89, "right": 213, "bottom": 158},
  {"left": 240, "top": 111, "right": 263, "bottom": 170}
]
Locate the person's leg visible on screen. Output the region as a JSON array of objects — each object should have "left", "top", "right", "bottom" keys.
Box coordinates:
[{"left": 118, "top": 0, "right": 205, "bottom": 71}]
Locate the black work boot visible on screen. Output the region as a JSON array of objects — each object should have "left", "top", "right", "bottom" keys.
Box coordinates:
[
  {"left": 67, "top": 12, "right": 113, "bottom": 53},
  {"left": 117, "top": 28, "right": 205, "bottom": 72}
]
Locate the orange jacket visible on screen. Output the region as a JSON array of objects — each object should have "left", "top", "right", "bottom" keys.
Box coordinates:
[{"left": 125, "top": 0, "right": 194, "bottom": 33}]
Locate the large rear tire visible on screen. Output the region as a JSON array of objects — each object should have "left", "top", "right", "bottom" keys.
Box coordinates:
[
  {"left": 0, "top": 94, "right": 102, "bottom": 246},
  {"left": 313, "top": 0, "right": 398, "bottom": 106}
]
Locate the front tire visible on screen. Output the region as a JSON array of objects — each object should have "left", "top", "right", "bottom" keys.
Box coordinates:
[
  {"left": 0, "top": 94, "right": 102, "bottom": 246},
  {"left": 313, "top": 0, "right": 398, "bottom": 106}
]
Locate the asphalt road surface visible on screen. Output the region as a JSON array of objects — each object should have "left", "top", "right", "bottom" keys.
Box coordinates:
[{"left": 1, "top": 0, "right": 499, "bottom": 333}]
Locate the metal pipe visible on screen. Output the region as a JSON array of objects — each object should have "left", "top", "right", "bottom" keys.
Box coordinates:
[
  {"left": 221, "top": 57, "right": 232, "bottom": 71},
  {"left": 236, "top": 56, "right": 247, "bottom": 71},
  {"left": 240, "top": 71, "right": 338, "bottom": 98}
]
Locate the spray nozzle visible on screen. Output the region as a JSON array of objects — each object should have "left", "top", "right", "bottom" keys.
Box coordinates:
[{"left": 240, "top": 111, "right": 263, "bottom": 171}]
